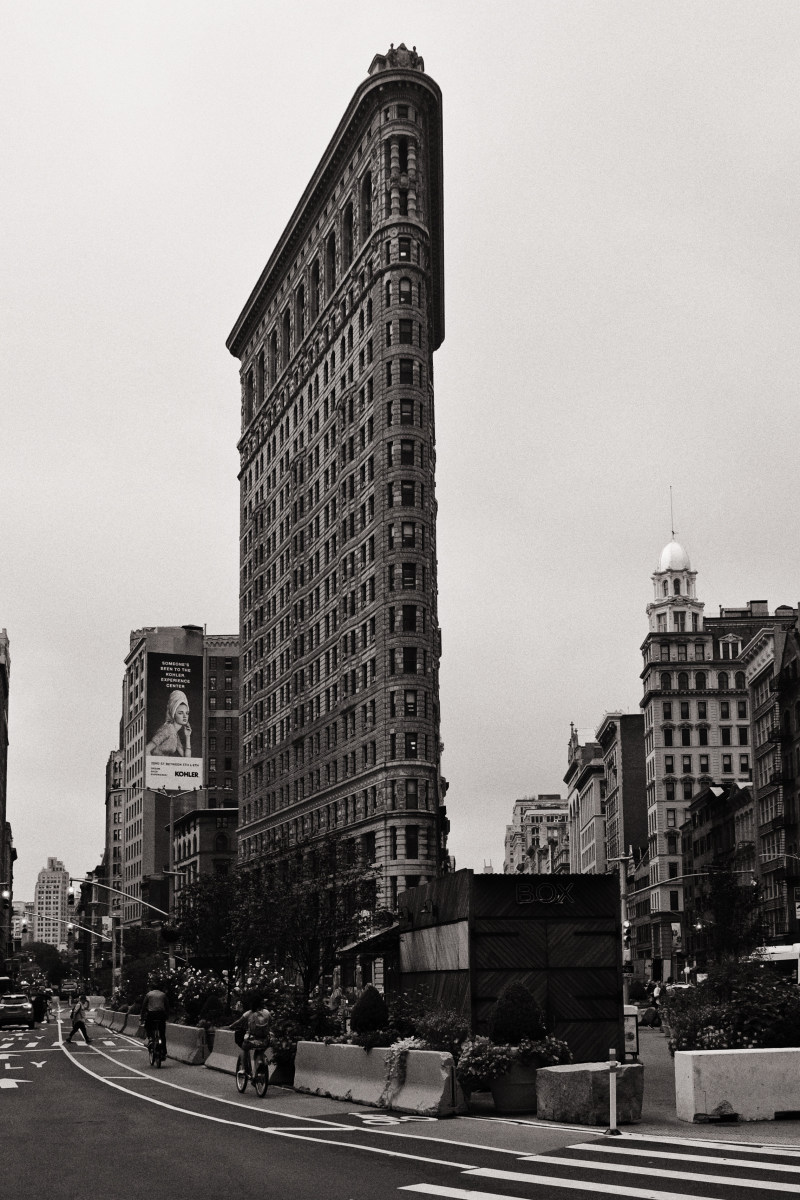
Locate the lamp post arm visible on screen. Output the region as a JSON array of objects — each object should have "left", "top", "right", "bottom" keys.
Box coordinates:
[{"left": 72, "top": 877, "right": 170, "bottom": 920}]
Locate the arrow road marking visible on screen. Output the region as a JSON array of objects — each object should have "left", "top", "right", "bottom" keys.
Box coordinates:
[
  {"left": 32, "top": 1062, "right": 47, "bottom": 1069},
  {"left": 0, "top": 1079, "right": 31, "bottom": 1088}
]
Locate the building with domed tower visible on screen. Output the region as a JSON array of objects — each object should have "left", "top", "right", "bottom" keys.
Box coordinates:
[
  {"left": 637, "top": 537, "right": 796, "bottom": 981},
  {"left": 227, "top": 45, "right": 449, "bottom": 920}
]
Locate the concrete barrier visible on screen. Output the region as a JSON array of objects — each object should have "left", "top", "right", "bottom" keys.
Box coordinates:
[
  {"left": 91, "top": 1008, "right": 111, "bottom": 1027},
  {"left": 123, "top": 1013, "right": 145, "bottom": 1038},
  {"left": 675, "top": 1047, "right": 800, "bottom": 1122},
  {"left": 293, "top": 1042, "right": 466, "bottom": 1116},
  {"left": 536, "top": 1062, "right": 644, "bottom": 1125},
  {"left": 87, "top": 995, "right": 105, "bottom": 1011},
  {"left": 108, "top": 1010, "right": 128, "bottom": 1033},
  {"left": 204, "top": 1029, "right": 241, "bottom": 1075},
  {"left": 166, "top": 1022, "right": 208, "bottom": 1066}
]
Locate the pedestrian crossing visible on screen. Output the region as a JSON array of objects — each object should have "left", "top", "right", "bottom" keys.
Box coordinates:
[{"left": 398, "top": 1135, "right": 800, "bottom": 1200}]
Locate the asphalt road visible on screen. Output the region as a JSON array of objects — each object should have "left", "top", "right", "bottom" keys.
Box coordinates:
[{"left": 3, "top": 1009, "right": 800, "bottom": 1200}]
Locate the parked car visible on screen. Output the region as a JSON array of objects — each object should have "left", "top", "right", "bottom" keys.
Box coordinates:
[{"left": 0, "top": 993, "right": 35, "bottom": 1029}]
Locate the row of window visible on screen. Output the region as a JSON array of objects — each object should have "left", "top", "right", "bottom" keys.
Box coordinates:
[
  {"left": 657, "top": 670, "right": 746, "bottom": 691},
  {"left": 663, "top": 699, "right": 747, "bottom": 721},
  {"left": 663, "top": 725, "right": 748, "bottom": 746}
]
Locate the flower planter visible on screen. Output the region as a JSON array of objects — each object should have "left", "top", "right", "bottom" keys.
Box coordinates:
[{"left": 489, "top": 1062, "right": 540, "bottom": 1114}]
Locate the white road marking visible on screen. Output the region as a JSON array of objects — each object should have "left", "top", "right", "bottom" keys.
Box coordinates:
[
  {"left": 403, "top": 1180, "right": 728, "bottom": 1200},
  {"left": 561, "top": 1143, "right": 800, "bottom": 1174},
  {"left": 618, "top": 1132, "right": 800, "bottom": 1157},
  {"left": 31, "top": 1062, "right": 47, "bottom": 1069},
  {"left": 0, "top": 1079, "right": 31, "bottom": 1089},
  {"left": 469, "top": 1161, "right": 800, "bottom": 1193}
]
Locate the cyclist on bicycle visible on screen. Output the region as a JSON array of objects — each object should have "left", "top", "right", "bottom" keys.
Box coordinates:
[
  {"left": 231, "top": 998, "right": 271, "bottom": 1079},
  {"left": 142, "top": 980, "right": 169, "bottom": 1061}
]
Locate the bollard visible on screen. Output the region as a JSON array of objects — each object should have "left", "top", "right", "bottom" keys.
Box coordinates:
[{"left": 604, "top": 1047, "right": 622, "bottom": 1136}]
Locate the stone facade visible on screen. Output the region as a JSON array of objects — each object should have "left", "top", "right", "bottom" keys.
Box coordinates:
[
  {"left": 640, "top": 539, "right": 796, "bottom": 978},
  {"left": 228, "top": 47, "right": 447, "bottom": 909}
]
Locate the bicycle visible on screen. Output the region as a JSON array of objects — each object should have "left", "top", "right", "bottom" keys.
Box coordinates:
[
  {"left": 235, "top": 1041, "right": 269, "bottom": 1097},
  {"left": 147, "top": 1029, "right": 165, "bottom": 1068}
]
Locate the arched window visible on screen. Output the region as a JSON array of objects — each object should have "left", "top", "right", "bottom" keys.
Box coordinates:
[
  {"left": 244, "top": 368, "right": 254, "bottom": 424},
  {"left": 399, "top": 277, "right": 412, "bottom": 305},
  {"left": 718, "top": 671, "right": 729, "bottom": 690},
  {"left": 282, "top": 308, "right": 291, "bottom": 368},
  {"left": 695, "top": 671, "right": 706, "bottom": 690},
  {"left": 326, "top": 231, "right": 336, "bottom": 296},
  {"left": 661, "top": 672, "right": 672, "bottom": 691},
  {"left": 256, "top": 350, "right": 265, "bottom": 409},
  {"left": 674, "top": 579, "right": 682, "bottom": 595},
  {"left": 296, "top": 284, "right": 305, "bottom": 341},
  {"left": 678, "top": 671, "right": 689, "bottom": 690},
  {"left": 361, "top": 171, "right": 372, "bottom": 238},
  {"left": 342, "top": 202, "right": 354, "bottom": 269},
  {"left": 662, "top": 581, "right": 668, "bottom": 596},
  {"left": 310, "top": 259, "right": 320, "bottom": 320},
  {"left": 268, "top": 330, "right": 277, "bottom": 387},
  {"left": 735, "top": 671, "right": 746, "bottom": 689}
]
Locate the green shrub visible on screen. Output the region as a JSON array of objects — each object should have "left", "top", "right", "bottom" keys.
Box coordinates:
[
  {"left": 413, "top": 1007, "right": 471, "bottom": 1061},
  {"left": 662, "top": 961, "right": 800, "bottom": 1054},
  {"left": 488, "top": 982, "right": 546, "bottom": 1045},
  {"left": 350, "top": 985, "right": 389, "bottom": 1034}
]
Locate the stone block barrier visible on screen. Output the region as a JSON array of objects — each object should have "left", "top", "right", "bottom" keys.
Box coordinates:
[
  {"left": 293, "top": 1042, "right": 466, "bottom": 1116},
  {"left": 166, "top": 1022, "right": 208, "bottom": 1066},
  {"left": 204, "top": 1029, "right": 241, "bottom": 1075},
  {"left": 92, "top": 1008, "right": 112, "bottom": 1028},
  {"left": 108, "top": 1010, "right": 128, "bottom": 1033},
  {"left": 536, "top": 1062, "right": 644, "bottom": 1125},
  {"left": 675, "top": 1047, "right": 800, "bottom": 1122}
]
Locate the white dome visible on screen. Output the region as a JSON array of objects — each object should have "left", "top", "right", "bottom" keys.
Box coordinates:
[{"left": 658, "top": 540, "right": 691, "bottom": 572}]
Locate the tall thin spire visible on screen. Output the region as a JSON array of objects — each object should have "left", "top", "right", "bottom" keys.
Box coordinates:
[{"left": 670, "top": 485, "right": 675, "bottom": 540}]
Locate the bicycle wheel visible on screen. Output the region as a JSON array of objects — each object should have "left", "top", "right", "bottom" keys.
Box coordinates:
[
  {"left": 148, "top": 1038, "right": 157, "bottom": 1067},
  {"left": 155, "top": 1040, "right": 163, "bottom": 1068},
  {"left": 253, "top": 1061, "right": 268, "bottom": 1098},
  {"left": 235, "top": 1055, "right": 248, "bottom": 1093}
]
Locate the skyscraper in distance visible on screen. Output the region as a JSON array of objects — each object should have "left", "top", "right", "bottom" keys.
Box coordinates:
[{"left": 228, "top": 45, "right": 447, "bottom": 909}]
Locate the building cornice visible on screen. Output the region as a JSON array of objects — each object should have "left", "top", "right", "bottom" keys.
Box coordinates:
[{"left": 227, "top": 65, "right": 444, "bottom": 360}]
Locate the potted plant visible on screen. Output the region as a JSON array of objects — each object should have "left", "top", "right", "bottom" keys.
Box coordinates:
[{"left": 456, "top": 982, "right": 571, "bottom": 1113}]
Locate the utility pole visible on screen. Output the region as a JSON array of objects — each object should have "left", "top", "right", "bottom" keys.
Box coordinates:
[{"left": 608, "top": 850, "right": 634, "bottom": 1004}]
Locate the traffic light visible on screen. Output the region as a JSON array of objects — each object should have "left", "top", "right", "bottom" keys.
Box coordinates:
[
  {"left": 622, "top": 920, "right": 631, "bottom": 949},
  {"left": 1, "top": 889, "right": 9, "bottom": 909},
  {"left": 67, "top": 886, "right": 75, "bottom": 907},
  {"left": 21, "top": 919, "right": 28, "bottom": 933}
]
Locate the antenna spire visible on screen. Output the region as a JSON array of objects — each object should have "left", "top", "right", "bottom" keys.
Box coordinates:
[{"left": 670, "top": 486, "right": 675, "bottom": 539}]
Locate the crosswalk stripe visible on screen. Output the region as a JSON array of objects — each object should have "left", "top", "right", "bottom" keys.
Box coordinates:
[
  {"left": 468, "top": 1162, "right": 800, "bottom": 1193},
  {"left": 401, "top": 1182, "right": 716, "bottom": 1200},
  {"left": 619, "top": 1134, "right": 800, "bottom": 1158},
  {"left": 551, "top": 1144, "right": 800, "bottom": 1175}
]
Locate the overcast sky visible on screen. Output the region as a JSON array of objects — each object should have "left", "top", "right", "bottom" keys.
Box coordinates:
[{"left": 3, "top": 1, "right": 799, "bottom": 899}]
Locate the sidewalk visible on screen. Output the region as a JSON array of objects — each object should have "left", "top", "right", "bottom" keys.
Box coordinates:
[{"left": 631, "top": 1024, "right": 800, "bottom": 1146}]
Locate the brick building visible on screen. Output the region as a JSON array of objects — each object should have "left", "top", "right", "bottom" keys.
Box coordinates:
[{"left": 227, "top": 45, "right": 448, "bottom": 911}]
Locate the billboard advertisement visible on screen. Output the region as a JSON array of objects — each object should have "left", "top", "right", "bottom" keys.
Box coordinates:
[{"left": 145, "top": 652, "right": 203, "bottom": 790}]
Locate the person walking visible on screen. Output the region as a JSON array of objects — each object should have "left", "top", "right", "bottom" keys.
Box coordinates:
[{"left": 65, "top": 994, "right": 92, "bottom": 1045}]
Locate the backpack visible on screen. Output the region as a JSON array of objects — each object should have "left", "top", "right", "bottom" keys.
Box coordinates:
[{"left": 247, "top": 1010, "right": 270, "bottom": 1041}]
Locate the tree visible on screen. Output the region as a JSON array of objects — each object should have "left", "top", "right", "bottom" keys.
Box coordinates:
[
  {"left": 26, "top": 941, "right": 68, "bottom": 986},
  {"left": 174, "top": 871, "right": 253, "bottom": 978},
  {"left": 250, "top": 833, "right": 380, "bottom": 1000},
  {"left": 696, "top": 867, "right": 761, "bottom": 966}
]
